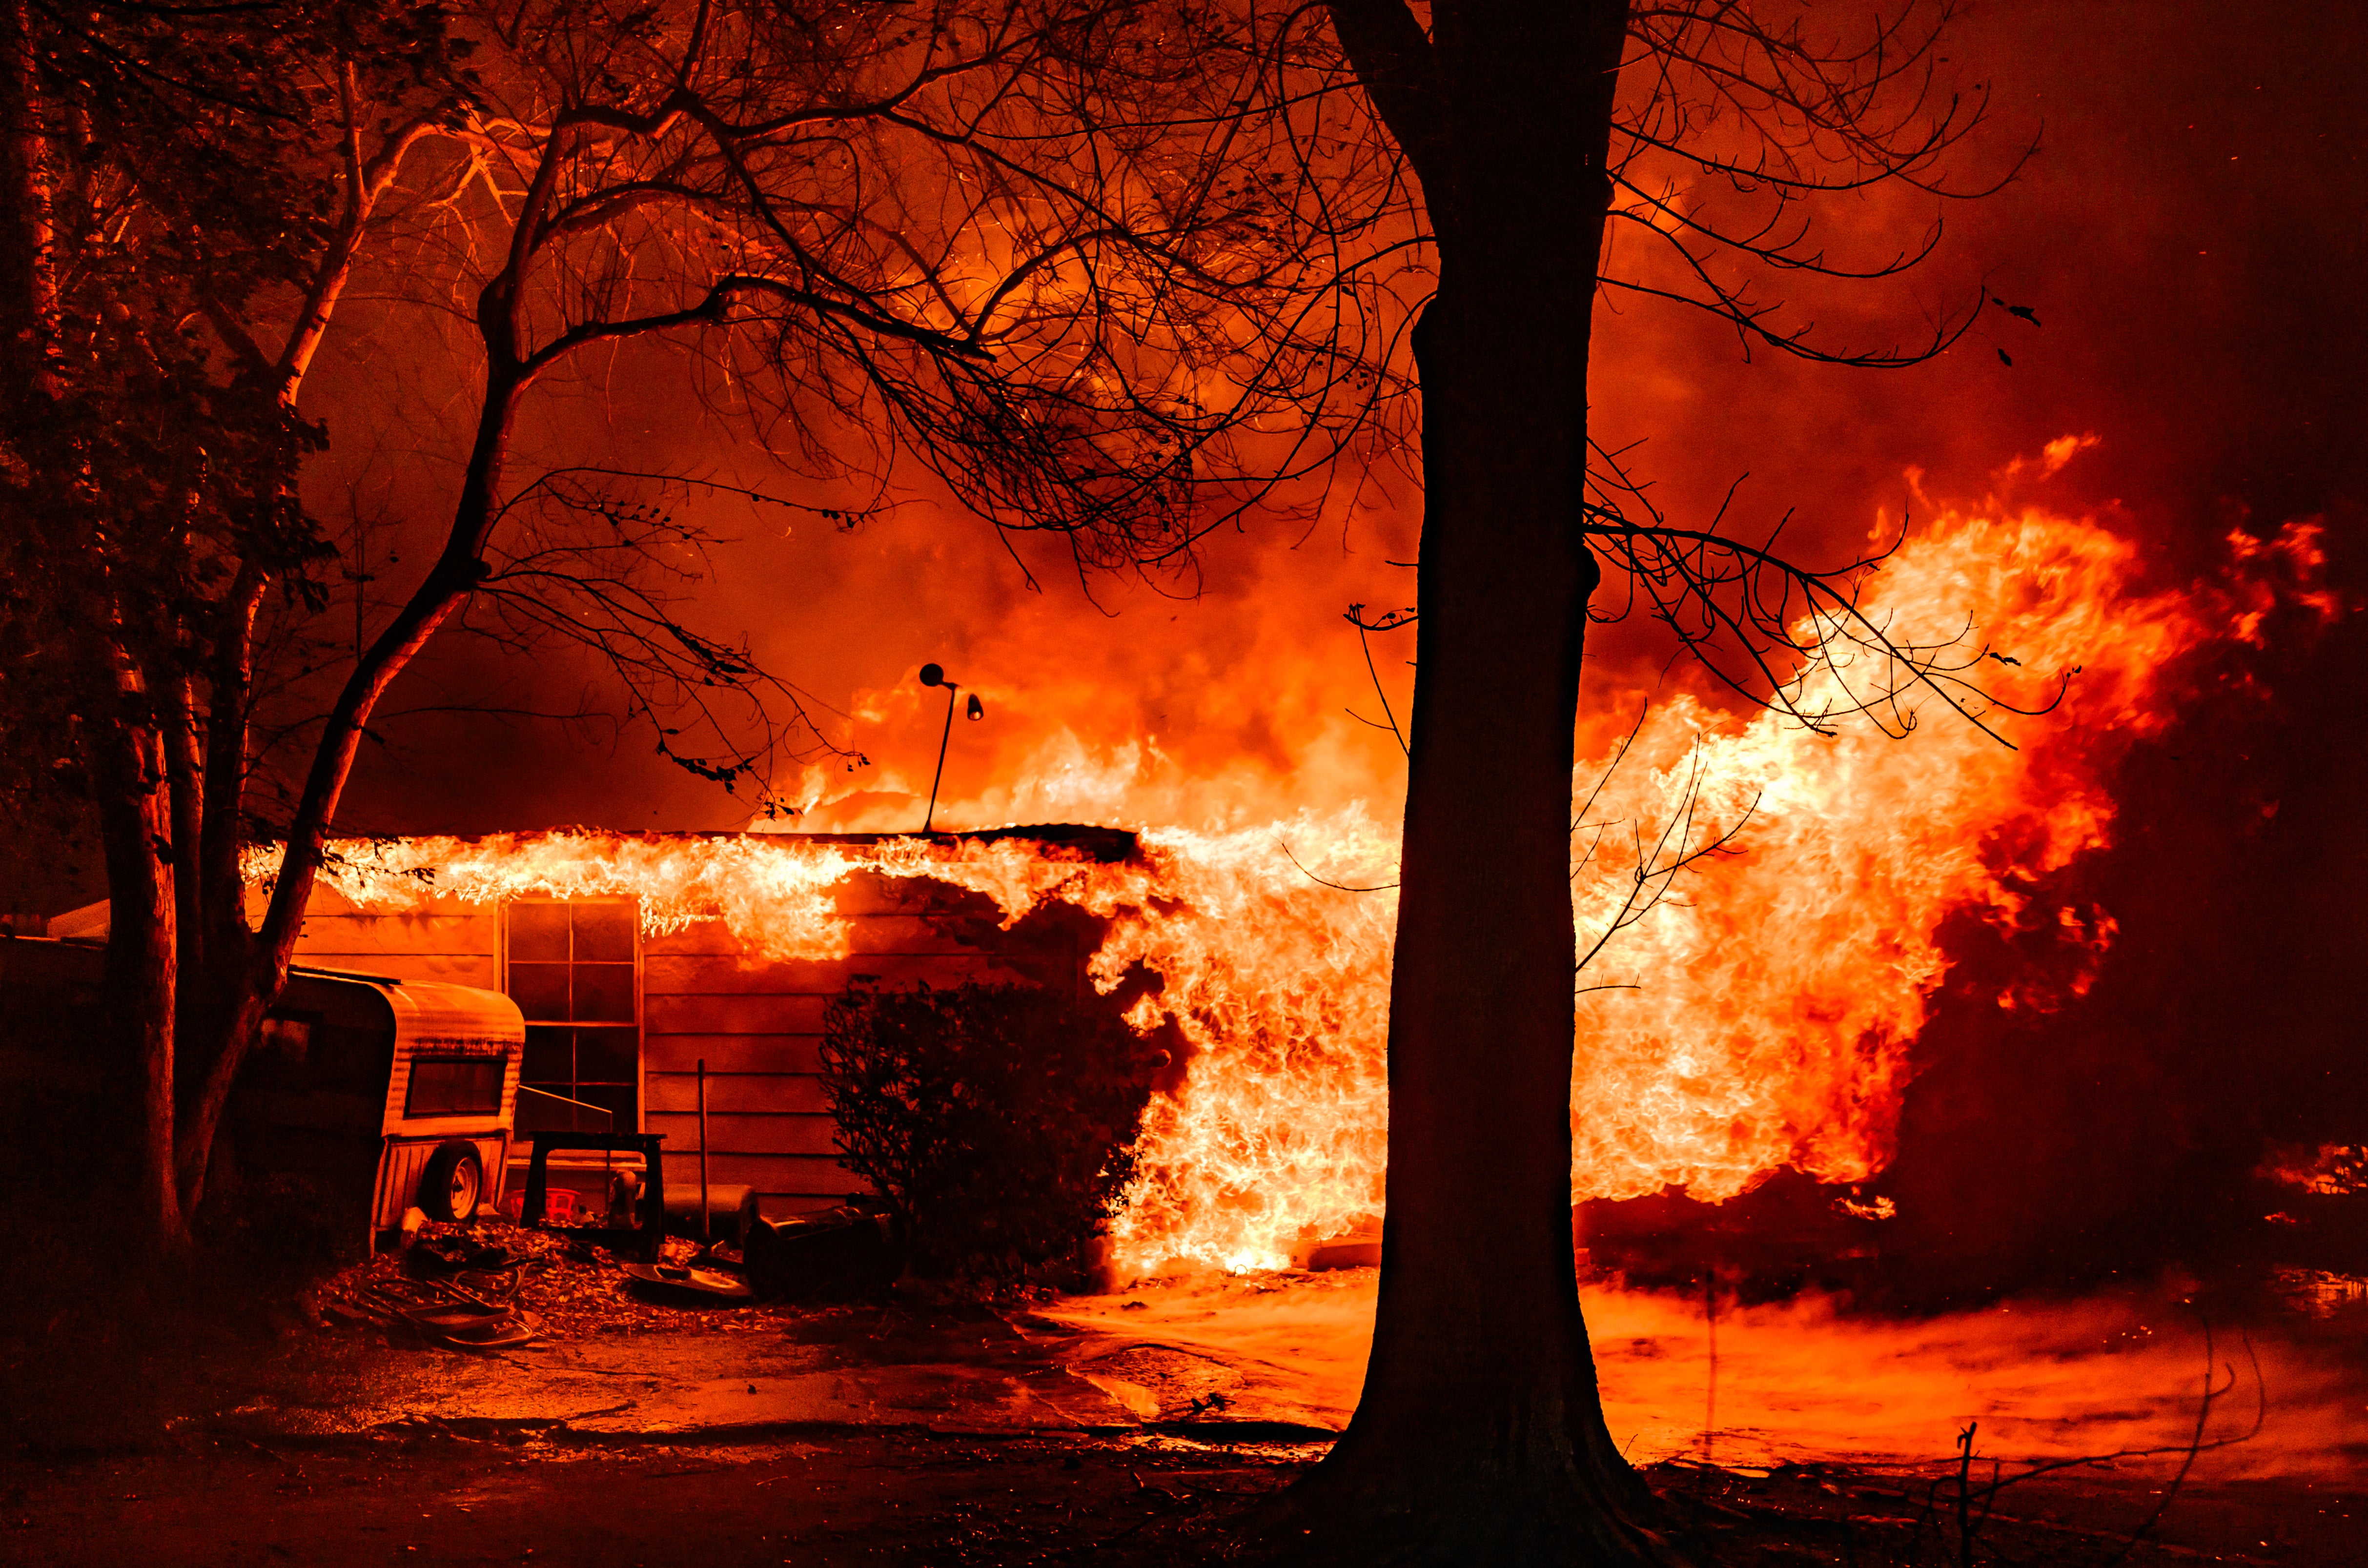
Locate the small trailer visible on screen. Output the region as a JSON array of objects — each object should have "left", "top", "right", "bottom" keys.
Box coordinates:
[
  {"left": 1, "top": 936, "right": 523, "bottom": 1246},
  {"left": 246, "top": 967, "right": 526, "bottom": 1242}
]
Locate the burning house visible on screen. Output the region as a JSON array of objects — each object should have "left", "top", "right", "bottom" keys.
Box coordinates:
[
  {"left": 226, "top": 814, "right": 1408, "bottom": 1274},
  {"left": 13, "top": 505, "right": 2358, "bottom": 1290},
  {"left": 267, "top": 826, "right": 1142, "bottom": 1220}
]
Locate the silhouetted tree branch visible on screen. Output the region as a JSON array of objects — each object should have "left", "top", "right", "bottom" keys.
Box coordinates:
[{"left": 5, "top": 0, "right": 1410, "bottom": 1250}]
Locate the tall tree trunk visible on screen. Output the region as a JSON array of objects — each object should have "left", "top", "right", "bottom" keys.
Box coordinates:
[
  {"left": 199, "top": 568, "right": 264, "bottom": 971},
  {"left": 1282, "top": 1, "right": 1668, "bottom": 1561},
  {"left": 0, "top": 0, "right": 55, "bottom": 388},
  {"left": 164, "top": 675, "right": 204, "bottom": 977},
  {"left": 88, "top": 709, "right": 185, "bottom": 1250},
  {"left": 0, "top": 0, "right": 59, "bottom": 412},
  {"left": 171, "top": 100, "right": 538, "bottom": 1216}
]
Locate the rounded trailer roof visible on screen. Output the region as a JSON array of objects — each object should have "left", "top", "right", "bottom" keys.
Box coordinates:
[{"left": 378, "top": 979, "right": 525, "bottom": 1050}]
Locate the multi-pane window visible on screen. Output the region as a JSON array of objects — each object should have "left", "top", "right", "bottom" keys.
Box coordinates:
[{"left": 507, "top": 901, "right": 639, "bottom": 1134}]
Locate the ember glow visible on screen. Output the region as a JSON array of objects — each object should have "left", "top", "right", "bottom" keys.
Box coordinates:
[{"left": 256, "top": 488, "right": 2329, "bottom": 1273}]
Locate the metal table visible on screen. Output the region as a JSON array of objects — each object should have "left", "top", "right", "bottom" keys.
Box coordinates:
[{"left": 516, "top": 1132, "right": 667, "bottom": 1262}]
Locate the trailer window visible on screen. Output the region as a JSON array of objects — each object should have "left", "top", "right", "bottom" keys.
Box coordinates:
[{"left": 406, "top": 1056, "right": 505, "bottom": 1119}]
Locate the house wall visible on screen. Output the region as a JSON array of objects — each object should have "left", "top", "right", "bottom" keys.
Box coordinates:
[
  {"left": 286, "top": 861, "right": 1090, "bottom": 1216},
  {"left": 640, "top": 871, "right": 1043, "bottom": 1210},
  {"left": 287, "top": 884, "right": 503, "bottom": 990}
]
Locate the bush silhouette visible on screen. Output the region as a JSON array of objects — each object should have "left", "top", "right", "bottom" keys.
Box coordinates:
[{"left": 819, "top": 977, "right": 1162, "bottom": 1285}]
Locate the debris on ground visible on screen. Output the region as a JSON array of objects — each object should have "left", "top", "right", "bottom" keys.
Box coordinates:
[
  {"left": 306, "top": 1217, "right": 793, "bottom": 1343},
  {"left": 296, "top": 1201, "right": 1105, "bottom": 1351},
  {"left": 743, "top": 1198, "right": 898, "bottom": 1299},
  {"left": 620, "top": 1262, "right": 755, "bottom": 1304},
  {"left": 376, "top": 1283, "right": 542, "bottom": 1352}
]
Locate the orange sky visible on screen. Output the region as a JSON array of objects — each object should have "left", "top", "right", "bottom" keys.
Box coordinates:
[{"left": 304, "top": 0, "right": 2365, "bottom": 843}]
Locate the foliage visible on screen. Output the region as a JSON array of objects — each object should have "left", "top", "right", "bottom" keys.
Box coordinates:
[
  {"left": 5, "top": 0, "right": 1327, "bottom": 1248},
  {"left": 0, "top": 0, "right": 494, "bottom": 1246},
  {"left": 0, "top": 2, "right": 448, "bottom": 823},
  {"left": 819, "top": 977, "right": 1162, "bottom": 1285}
]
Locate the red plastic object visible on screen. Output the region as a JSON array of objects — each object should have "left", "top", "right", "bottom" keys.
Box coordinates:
[{"left": 500, "top": 1185, "right": 578, "bottom": 1224}]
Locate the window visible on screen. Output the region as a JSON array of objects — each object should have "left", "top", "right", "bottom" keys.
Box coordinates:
[
  {"left": 507, "top": 901, "right": 639, "bottom": 1133},
  {"left": 404, "top": 1056, "right": 505, "bottom": 1119}
]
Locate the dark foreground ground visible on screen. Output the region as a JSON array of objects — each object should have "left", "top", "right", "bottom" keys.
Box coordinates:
[
  {"left": 6, "top": 1429, "right": 2360, "bottom": 1567},
  {"left": 3, "top": 1222, "right": 2360, "bottom": 1566}
]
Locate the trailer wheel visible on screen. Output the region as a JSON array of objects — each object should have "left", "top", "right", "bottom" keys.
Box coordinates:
[{"left": 418, "top": 1142, "right": 485, "bottom": 1223}]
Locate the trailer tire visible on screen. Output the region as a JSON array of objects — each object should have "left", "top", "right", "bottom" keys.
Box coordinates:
[{"left": 418, "top": 1141, "right": 485, "bottom": 1223}]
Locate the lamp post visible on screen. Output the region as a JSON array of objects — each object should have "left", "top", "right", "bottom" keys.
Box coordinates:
[{"left": 917, "top": 663, "right": 984, "bottom": 834}]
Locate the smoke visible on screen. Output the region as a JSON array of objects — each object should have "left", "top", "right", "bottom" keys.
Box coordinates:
[
  {"left": 306, "top": 0, "right": 2368, "bottom": 840},
  {"left": 277, "top": 0, "right": 2366, "bottom": 1293}
]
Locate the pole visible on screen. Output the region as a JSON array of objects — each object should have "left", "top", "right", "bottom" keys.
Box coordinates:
[
  {"left": 697, "top": 1057, "right": 710, "bottom": 1245},
  {"left": 1703, "top": 1262, "right": 1717, "bottom": 1472},
  {"left": 922, "top": 682, "right": 957, "bottom": 833}
]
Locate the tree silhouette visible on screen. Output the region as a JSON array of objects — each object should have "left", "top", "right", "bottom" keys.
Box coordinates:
[
  {"left": 0, "top": 0, "right": 1341, "bottom": 1250},
  {"left": 4, "top": 14, "right": 2025, "bottom": 1550},
  {"left": 1225, "top": 1, "right": 2023, "bottom": 1559},
  {"left": 1, "top": 0, "right": 481, "bottom": 1248}
]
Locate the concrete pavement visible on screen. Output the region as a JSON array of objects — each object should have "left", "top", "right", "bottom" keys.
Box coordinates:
[{"left": 193, "top": 1297, "right": 1352, "bottom": 1452}]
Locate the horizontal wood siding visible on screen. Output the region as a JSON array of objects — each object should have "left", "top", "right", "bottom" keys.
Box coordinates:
[
  {"left": 665, "top": 1151, "right": 862, "bottom": 1204},
  {"left": 646, "top": 951, "right": 1003, "bottom": 999},
  {"left": 304, "top": 954, "right": 502, "bottom": 990},
  {"left": 297, "top": 861, "right": 1096, "bottom": 1210},
  {"left": 640, "top": 908, "right": 1047, "bottom": 1205},
  {"left": 647, "top": 1072, "right": 830, "bottom": 1116},
  {"left": 643, "top": 993, "right": 818, "bottom": 1036},
  {"left": 649, "top": 1109, "right": 840, "bottom": 1156},
  {"left": 292, "top": 908, "right": 500, "bottom": 992},
  {"left": 637, "top": 1034, "right": 827, "bottom": 1076},
  {"left": 300, "top": 913, "right": 493, "bottom": 954}
]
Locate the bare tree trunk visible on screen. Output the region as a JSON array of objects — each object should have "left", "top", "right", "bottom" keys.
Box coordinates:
[
  {"left": 1280, "top": 1, "right": 1668, "bottom": 1560},
  {"left": 199, "top": 568, "right": 264, "bottom": 969},
  {"left": 171, "top": 109, "right": 563, "bottom": 1221},
  {"left": 163, "top": 675, "right": 204, "bottom": 977},
  {"left": 163, "top": 95, "right": 418, "bottom": 1212},
  {"left": 87, "top": 705, "right": 185, "bottom": 1250},
  {"left": 0, "top": 0, "right": 55, "bottom": 387},
  {"left": 173, "top": 984, "right": 269, "bottom": 1218},
  {"left": 174, "top": 367, "right": 524, "bottom": 1216}
]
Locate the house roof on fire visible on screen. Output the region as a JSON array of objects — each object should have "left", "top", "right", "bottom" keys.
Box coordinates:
[{"left": 39, "top": 824, "right": 1144, "bottom": 938}]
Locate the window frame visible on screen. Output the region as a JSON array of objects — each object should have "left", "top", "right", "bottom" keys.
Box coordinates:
[
  {"left": 402, "top": 1053, "right": 509, "bottom": 1120},
  {"left": 502, "top": 898, "right": 643, "bottom": 1135}
]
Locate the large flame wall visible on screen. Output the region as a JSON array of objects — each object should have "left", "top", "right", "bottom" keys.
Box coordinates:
[{"left": 274, "top": 502, "right": 2325, "bottom": 1272}]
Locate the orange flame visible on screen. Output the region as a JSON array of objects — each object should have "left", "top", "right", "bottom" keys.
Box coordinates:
[
  {"left": 1560, "top": 506, "right": 2207, "bottom": 1204},
  {"left": 253, "top": 493, "right": 2328, "bottom": 1273}
]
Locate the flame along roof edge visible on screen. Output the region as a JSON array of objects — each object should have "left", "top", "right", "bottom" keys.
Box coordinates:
[
  {"left": 37, "top": 825, "right": 1147, "bottom": 937},
  {"left": 432, "top": 823, "right": 1146, "bottom": 864}
]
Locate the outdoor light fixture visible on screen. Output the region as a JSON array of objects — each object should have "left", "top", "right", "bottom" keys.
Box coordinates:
[{"left": 918, "top": 662, "right": 984, "bottom": 834}]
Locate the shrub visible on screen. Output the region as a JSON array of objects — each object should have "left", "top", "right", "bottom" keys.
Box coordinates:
[{"left": 818, "top": 977, "right": 1162, "bottom": 1286}]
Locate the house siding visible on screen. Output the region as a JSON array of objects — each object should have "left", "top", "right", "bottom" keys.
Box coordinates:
[
  {"left": 288, "top": 892, "right": 503, "bottom": 991},
  {"left": 286, "top": 850, "right": 1105, "bottom": 1217},
  {"left": 638, "top": 872, "right": 1041, "bottom": 1211}
]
